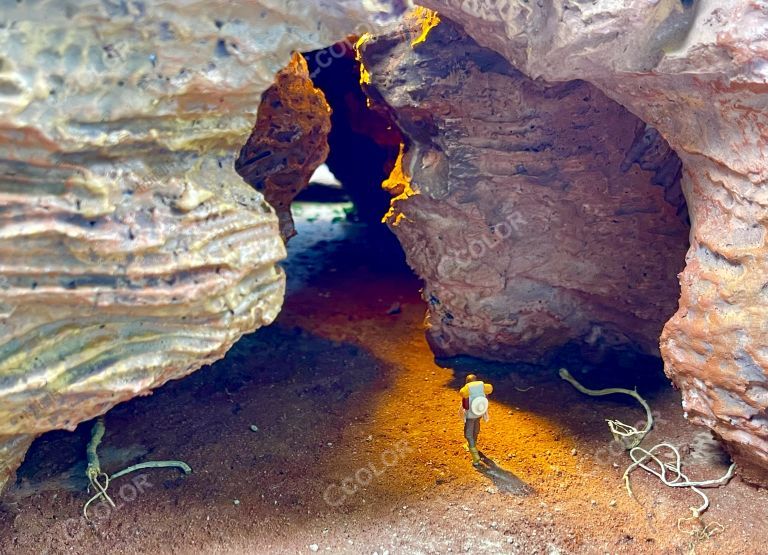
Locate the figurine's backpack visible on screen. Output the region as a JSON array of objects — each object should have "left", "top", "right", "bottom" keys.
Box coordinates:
[{"left": 466, "top": 381, "right": 489, "bottom": 419}]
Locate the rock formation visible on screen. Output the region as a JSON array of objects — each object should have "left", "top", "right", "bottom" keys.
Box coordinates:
[
  {"left": 359, "top": 12, "right": 690, "bottom": 364},
  {"left": 3, "top": 0, "right": 767, "bottom": 490},
  {"left": 236, "top": 53, "right": 332, "bottom": 241},
  {"left": 0, "top": 0, "right": 407, "bottom": 495},
  {"left": 385, "top": 1, "right": 768, "bottom": 480}
]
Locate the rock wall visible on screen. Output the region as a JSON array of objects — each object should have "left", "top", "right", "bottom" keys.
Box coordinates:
[
  {"left": 236, "top": 53, "right": 332, "bottom": 241},
  {"left": 0, "top": 0, "right": 408, "bottom": 494},
  {"left": 412, "top": 0, "right": 768, "bottom": 480},
  {"left": 359, "top": 13, "right": 689, "bottom": 363}
]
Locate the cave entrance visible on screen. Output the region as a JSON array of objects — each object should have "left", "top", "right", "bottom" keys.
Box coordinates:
[
  {"left": 235, "top": 24, "right": 693, "bottom": 385},
  {"left": 8, "top": 17, "right": 748, "bottom": 553},
  {"left": 301, "top": 40, "right": 402, "bottom": 226},
  {"left": 232, "top": 39, "right": 414, "bottom": 293}
]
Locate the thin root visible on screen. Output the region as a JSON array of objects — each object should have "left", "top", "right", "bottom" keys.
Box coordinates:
[
  {"left": 558, "top": 368, "right": 653, "bottom": 448},
  {"left": 558, "top": 367, "right": 736, "bottom": 524},
  {"left": 111, "top": 460, "right": 192, "bottom": 480},
  {"left": 83, "top": 417, "right": 192, "bottom": 520},
  {"left": 622, "top": 443, "right": 735, "bottom": 517},
  {"left": 678, "top": 514, "right": 725, "bottom": 548}
]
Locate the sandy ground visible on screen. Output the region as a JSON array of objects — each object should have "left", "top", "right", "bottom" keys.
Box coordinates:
[{"left": 1, "top": 203, "right": 766, "bottom": 554}]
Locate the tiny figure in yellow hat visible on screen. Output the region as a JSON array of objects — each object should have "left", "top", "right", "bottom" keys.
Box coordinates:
[{"left": 459, "top": 373, "right": 493, "bottom": 465}]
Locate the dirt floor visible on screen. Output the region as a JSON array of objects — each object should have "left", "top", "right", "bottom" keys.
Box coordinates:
[{"left": 1, "top": 203, "right": 766, "bottom": 554}]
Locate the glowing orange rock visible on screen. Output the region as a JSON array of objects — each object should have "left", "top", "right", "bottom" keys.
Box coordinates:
[{"left": 236, "top": 54, "right": 332, "bottom": 241}]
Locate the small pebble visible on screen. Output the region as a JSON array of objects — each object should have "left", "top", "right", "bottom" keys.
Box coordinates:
[
  {"left": 609, "top": 500, "right": 617, "bottom": 507},
  {"left": 250, "top": 425, "right": 259, "bottom": 432},
  {"left": 309, "top": 544, "right": 319, "bottom": 552},
  {"left": 233, "top": 499, "right": 240, "bottom": 506},
  {"left": 571, "top": 448, "right": 577, "bottom": 456}
]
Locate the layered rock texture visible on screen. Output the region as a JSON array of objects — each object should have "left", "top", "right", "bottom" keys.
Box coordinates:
[
  {"left": 359, "top": 14, "right": 690, "bottom": 363},
  {"left": 0, "top": 0, "right": 408, "bottom": 494},
  {"left": 236, "top": 53, "right": 332, "bottom": 241},
  {"left": 389, "top": 1, "right": 768, "bottom": 479}
]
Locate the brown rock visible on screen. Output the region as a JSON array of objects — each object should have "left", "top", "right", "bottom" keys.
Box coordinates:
[
  {"left": 236, "top": 53, "right": 332, "bottom": 241},
  {"left": 412, "top": 0, "right": 768, "bottom": 478},
  {"left": 359, "top": 14, "right": 690, "bottom": 363}
]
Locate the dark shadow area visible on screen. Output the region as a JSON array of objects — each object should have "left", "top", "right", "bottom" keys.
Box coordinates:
[
  {"left": 303, "top": 40, "right": 403, "bottom": 226},
  {"left": 282, "top": 201, "right": 415, "bottom": 294},
  {"left": 295, "top": 182, "right": 350, "bottom": 203},
  {"left": 476, "top": 450, "right": 534, "bottom": 496},
  {"left": 440, "top": 342, "right": 669, "bottom": 396},
  {"left": 7, "top": 324, "right": 386, "bottom": 503}
]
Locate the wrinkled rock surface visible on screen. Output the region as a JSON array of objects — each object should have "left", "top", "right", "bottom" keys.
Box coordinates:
[
  {"left": 236, "top": 53, "right": 332, "bottom": 241},
  {"left": 360, "top": 14, "right": 690, "bottom": 363},
  {"left": 0, "top": 0, "right": 407, "bottom": 494},
  {"left": 414, "top": 0, "right": 768, "bottom": 480}
]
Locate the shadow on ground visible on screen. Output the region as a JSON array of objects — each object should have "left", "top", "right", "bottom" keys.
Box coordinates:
[{"left": 476, "top": 451, "right": 534, "bottom": 496}]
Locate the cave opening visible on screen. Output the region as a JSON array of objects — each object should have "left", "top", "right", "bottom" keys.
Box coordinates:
[
  {"left": 223, "top": 16, "right": 707, "bottom": 503},
  {"left": 255, "top": 20, "right": 696, "bottom": 391},
  {"left": 301, "top": 40, "right": 402, "bottom": 227},
  {"left": 10, "top": 6, "right": 764, "bottom": 553}
]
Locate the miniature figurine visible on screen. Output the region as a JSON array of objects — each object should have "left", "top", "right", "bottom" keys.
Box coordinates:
[{"left": 459, "top": 373, "right": 493, "bottom": 465}]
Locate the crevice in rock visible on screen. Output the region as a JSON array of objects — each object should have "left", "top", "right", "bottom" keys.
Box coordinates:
[{"left": 302, "top": 39, "right": 404, "bottom": 226}]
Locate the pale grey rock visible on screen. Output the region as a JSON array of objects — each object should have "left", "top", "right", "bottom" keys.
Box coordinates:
[{"left": 0, "top": 0, "right": 409, "bottom": 494}]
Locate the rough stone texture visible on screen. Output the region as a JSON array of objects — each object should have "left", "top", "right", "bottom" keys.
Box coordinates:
[
  {"left": 235, "top": 53, "right": 332, "bottom": 241},
  {"left": 359, "top": 14, "right": 690, "bottom": 363},
  {"left": 413, "top": 0, "right": 768, "bottom": 480},
  {"left": 0, "top": 0, "right": 408, "bottom": 494}
]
